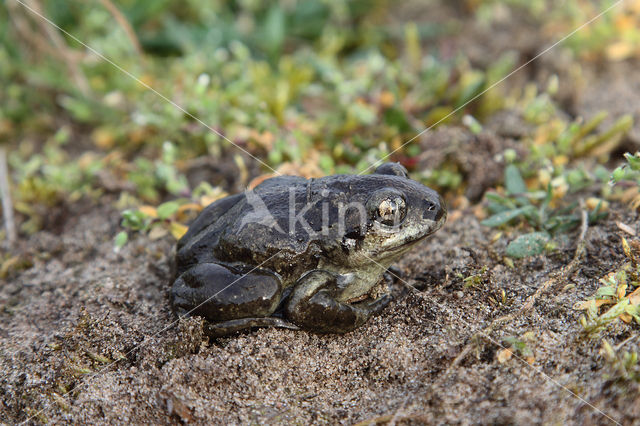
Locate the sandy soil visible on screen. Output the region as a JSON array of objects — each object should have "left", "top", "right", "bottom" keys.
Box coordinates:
[
  {"left": 2, "top": 3, "right": 640, "bottom": 425},
  {"left": 1, "top": 179, "right": 639, "bottom": 425}
]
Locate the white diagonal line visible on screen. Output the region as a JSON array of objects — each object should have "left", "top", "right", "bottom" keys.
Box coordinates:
[
  {"left": 12, "top": 0, "right": 280, "bottom": 176},
  {"left": 359, "top": 0, "right": 626, "bottom": 175},
  {"left": 9, "top": 2, "right": 290, "bottom": 423},
  {"left": 18, "top": 249, "right": 283, "bottom": 425},
  {"left": 361, "top": 251, "right": 622, "bottom": 425},
  {"left": 10, "top": 0, "right": 628, "bottom": 424}
]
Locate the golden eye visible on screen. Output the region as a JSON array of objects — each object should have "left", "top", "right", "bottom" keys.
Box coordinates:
[{"left": 377, "top": 197, "right": 406, "bottom": 226}]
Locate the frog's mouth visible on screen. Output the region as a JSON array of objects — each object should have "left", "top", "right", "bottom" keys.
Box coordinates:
[
  {"left": 371, "top": 214, "right": 446, "bottom": 260},
  {"left": 372, "top": 234, "right": 429, "bottom": 261},
  {"left": 345, "top": 293, "right": 371, "bottom": 304}
]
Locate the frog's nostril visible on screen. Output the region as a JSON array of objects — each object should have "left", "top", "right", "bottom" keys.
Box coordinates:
[
  {"left": 422, "top": 196, "right": 446, "bottom": 222},
  {"left": 422, "top": 199, "right": 437, "bottom": 219}
]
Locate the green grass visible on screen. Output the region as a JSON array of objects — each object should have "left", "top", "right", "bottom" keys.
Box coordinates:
[
  {"left": 1, "top": 0, "right": 638, "bottom": 246},
  {"left": 576, "top": 237, "right": 640, "bottom": 334}
]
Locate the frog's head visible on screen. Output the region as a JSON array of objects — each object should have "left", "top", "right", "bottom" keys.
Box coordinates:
[{"left": 336, "top": 163, "right": 446, "bottom": 267}]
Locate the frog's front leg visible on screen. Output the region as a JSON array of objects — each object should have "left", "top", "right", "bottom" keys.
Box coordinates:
[
  {"left": 171, "top": 263, "right": 295, "bottom": 335},
  {"left": 285, "top": 270, "right": 391, "bottom": 333}
]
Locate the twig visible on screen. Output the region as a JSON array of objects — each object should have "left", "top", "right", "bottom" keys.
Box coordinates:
[
  {"left": 11, "top": 0, "right": 91, "bottom": 96},
  {"left": 6, "top": 0, "right": 52, "bottom": 57},
  {"left": 29, "top": 0, "right": 91, "bottom": 96},
  {"left": 439, "top": 202, "right": 589, "bottom": 381},
  {"left": 99, "top": 0, "right": 144, "bottom": 56},
  {"left": 440, "top": 339, "right": 476, "bottom": 379},
  {"left": 614, "top": 334, "right": 638, "bottom": 351},
  {"left": 0, "top": 147, "right": 17, "bottom": 247}
]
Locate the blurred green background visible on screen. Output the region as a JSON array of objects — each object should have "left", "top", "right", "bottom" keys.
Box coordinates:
[{"left": 1, "top": 0, "right": 639, "bottom": 243}]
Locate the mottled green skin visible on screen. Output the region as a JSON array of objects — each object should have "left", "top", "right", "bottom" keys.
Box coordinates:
[{"left": 171, "top": 163, "right": 446, "bottom": 336}]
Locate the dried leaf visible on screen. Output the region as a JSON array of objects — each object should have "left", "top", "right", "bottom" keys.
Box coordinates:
[
  {"left": 620, "top": 313, "right": 633, "bottom": 323},
  {"left": 573, "top": 299, "right": 614, "bottom": 310},
  {"left": 138, "top": 205, "right": 158, "bottom": 218},
  {"left": 378, "top": 90, "right": 395, "bottom": 108},
  {"left": 622, "top": 237, "right": 632, "bottom": 259},
  {"left": 199, "top": 193, "right": 227, "bottom": 206},
  {"left": 617, "top": 283, "right": 628, "bottom": 299},
  {"left": 497, "top": 348, "right": 513, "bottom": 363},
  {"left": 170, "top": 222, "right": 189, "bottom": 240},
  {"left": 586, "top": 197, "right": 609, "bottom": 212},
  {"left": 176, "top": 203, "right": 203, "bottom": 221},
  {"left": 148, "top": 226, "right": 169, "bottom": 240},
  {"left": 606, "top": 41, "right": 634, "bottom": 61},
  {"left": 628, "top": 287, "right": 640, "bottom": 305},
  {"left": 616, "top": 222, "right": 636, "bottom": 236}
]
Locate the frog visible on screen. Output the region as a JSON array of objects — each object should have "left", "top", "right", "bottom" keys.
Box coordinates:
[{"left": 171, "top": 162, "right": 446, "bottom": 336}]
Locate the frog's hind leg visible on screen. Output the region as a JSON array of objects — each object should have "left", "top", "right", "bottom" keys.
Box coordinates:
[
  {"left": 204, "top": 317, "right": 299, "bottom": 337},
  {"left": 285, "top": 270, "right": 391, "bottom": 333},
  {"left": 171, "top": 263, "right": 285, "bottom": 334}
]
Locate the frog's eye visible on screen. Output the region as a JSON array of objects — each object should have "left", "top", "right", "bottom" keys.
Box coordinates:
[{"left": 376, "top": 196, "right": 406, "bottom": 226}]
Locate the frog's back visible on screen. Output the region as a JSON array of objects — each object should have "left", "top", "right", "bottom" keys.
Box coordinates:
[
  {"left": 177, "top": 173, "right": 395, "bottom": 279},
  {"left": 216, "top": 173, "right": 381, "bottom": 258},
  {"left": 214, "top": 176, "right": 323, "bottom": 278}
]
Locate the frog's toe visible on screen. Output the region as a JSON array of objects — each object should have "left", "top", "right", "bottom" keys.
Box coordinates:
[
  {"left": 171, "top": 275, "right": 191, "bottom": 307},
  {"left": 204, "top": 317, "right": 300, "bottom": 337},
  {"left": 286, "top": 270, "right": 392, "bottom": 333},
  {"left": 171, "top": 297, "right": 191, "bottom": 318},
  {"left": 365, "top": 293, "right": 392, "bottom": 314}
]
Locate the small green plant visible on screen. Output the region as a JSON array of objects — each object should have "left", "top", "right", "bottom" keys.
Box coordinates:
[
  {"left": 601, "top": 339, "right": 640, "bottom": 384},
  {"left": 575, "top": 238, "right": 640, "bottom": 334},
  {"left": 458, "top": 266, "right": 489, "bottom": 289},
  {"left": 115, "top": 183, "right": 227, "bottom": 251},
  {"left": 125, "top": 141, "right": 190, "bottom": 203},
  {"left": 528, "top": 110, "right": 632, "bottom": 161},
  {"left": 610, "top": 152, "right": 640, "bottom": 210},
  {"left": 611, "top": 152, "right": 640, "bottom": 211},
  {"left": 456, "top": 266, "right": 489, "bottom": 288},
  {"left": 612, "top": 152, "right": 640, "bottom": 183},
  {"left": 497, "top": 331, "right": 536, "bottom": 364},
  {"left": 482, "top": 164, "right": 607, "bottom": 258},
  {"left": 9, "top": 130, "right": 103, "bottom": 234},
  {"left": 504, "top": 335, "right": 535, "bottom": 359}
]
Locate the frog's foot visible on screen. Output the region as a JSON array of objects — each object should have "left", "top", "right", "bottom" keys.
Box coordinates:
[
  {"left": 171, "top": 263, "right": 282, "bottom": 322},
  {"left": 204, "top": 317, "right": 300, "bottom": 337},
  {"left": 285, "top": 270, "right": 392, "bottom": 334}
]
